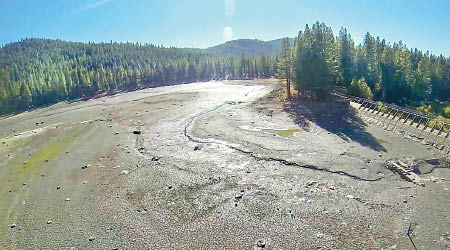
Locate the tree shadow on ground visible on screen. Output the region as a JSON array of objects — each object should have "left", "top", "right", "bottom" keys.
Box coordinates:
[{"left": 284, "top": 97, "right": 386, "bottom": 152}]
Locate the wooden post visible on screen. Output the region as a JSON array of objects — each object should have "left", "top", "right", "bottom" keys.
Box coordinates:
[
  {"left": 433, "top": 121, "right": 444, "bottom": 144},
  {"left": 412, "top": 116, "right": 422, "bottom": 134},
  {"left": 425, "top": 119, "right": 438, "bottom": 141},
  {"left": 387, "top": 110, "right": 399, "bottom": 129},
  {"left": 404, "top": 114, "right": 416, "bottom": 136},
  {"left": 418, "top": 118, "right": 429, "bottom": 137},
  {"left": 392, "top": 111, "right": 405, "bottom": 132}
]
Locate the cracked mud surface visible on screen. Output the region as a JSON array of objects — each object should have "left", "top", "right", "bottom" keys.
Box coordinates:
[{"left": 1, "top": 79, "right": 449, "bottom": 249}]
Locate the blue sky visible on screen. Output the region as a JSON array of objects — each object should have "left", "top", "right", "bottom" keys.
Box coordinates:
[{"left": 1, "top": 0, "right": 449, "bottom": 56}]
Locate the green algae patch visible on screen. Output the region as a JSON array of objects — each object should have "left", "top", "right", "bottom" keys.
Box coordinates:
[
  {"left": 0, "top": 123, "right": 94, "bottom": 238},
  {"left": 262, "top": 128, "right": 302, "bottom": 137},
  {"left": 276, "top": 128, "right": 302, "bottom": 137}
]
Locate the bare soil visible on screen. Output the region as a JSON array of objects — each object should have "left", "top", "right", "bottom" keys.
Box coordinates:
[{"left": 0, "top": 79, "right": 449, "bottom": 249}]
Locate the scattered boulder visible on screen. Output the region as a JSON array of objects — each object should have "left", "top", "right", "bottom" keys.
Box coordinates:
[
  {"left": 10, "top": 223, "right": 16, "bottom": 228},
  {"left": 120, "top": 170, "right": 129, "bottom": 175},
  {"left": 133, "top": 130, "right": 141, "bottom": 135},
  {"left": 194, "top": 144, "right": 203, "bottom": 151},
  {"left": 47, "top": 221, "right": 52, "bottom": 225},
  {"left": 88, "top": 237, "right": 95, "bottom": 242},
  {"left": 57, "top": 186, "right": 61, "bottom": 190},
  {"left": 346, "top": 194, "right": 355, "bottom": 199},
  {"left": 65, "top": 198, "right": 71, "bottom": 202},
  {"left": 82, "top": 164, "right": 90, "bottom": 170}
]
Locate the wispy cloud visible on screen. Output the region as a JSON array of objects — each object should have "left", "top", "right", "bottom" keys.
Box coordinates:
[
  {"left": 224, "top": 0, "right": 235, "bottom": 16},
  {"left": 74, "top": 0, "right": 114, "bottom": 14}
]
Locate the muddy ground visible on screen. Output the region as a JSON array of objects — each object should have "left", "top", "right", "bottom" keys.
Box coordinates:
[{"left": 0, "top": 79, "right": 449, "bottom": 249}]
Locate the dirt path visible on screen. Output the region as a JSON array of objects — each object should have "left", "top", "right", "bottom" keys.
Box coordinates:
[{"left": 1, "top": 79, "right": 449, "bottom": 249}]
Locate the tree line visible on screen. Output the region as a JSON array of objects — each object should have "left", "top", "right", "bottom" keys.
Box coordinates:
[
  {"left": 0, "top": 38, "right": 277, "bottom": 115},
  {"left": 277, "top": 22, "right": 450, "bottom": 118}
]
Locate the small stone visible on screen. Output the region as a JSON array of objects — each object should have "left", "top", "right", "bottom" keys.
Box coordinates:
[
  {"left": 83, "top": 181, "right": 88, "bottom": 184},
  {"left": 57, "top": 186, "right": 61, "bottom": 190},
  {"left": 256, "top": 240, "right": 266, "bottom": 248},
  {"left": 133, "top": 130, "right": 141, "bottom": 135},
  {"left": 115, "top": 132, "right": 119, "bottom": 135},
  {"left": 403, "top": 200, "right": 407, "bottom": 203},
  {"left": 168, "top": 185, "right": 173, "bottom": 190},
  {"left": 306, "top": 180, "right": 318, "bottom": 187},
  {"left": 10, "top": 223, "right": 16, "bottom": 228},
  {"left": 316, "top": 233, "right": 324, "bottom": 238},
  {"left": 346, "top": 194, "right": 355, "bottom": 199},
  {"left": 235, "top": 193, "right": 243, "bottom": 200},
  {"left": 88, "top": 236, "right": 95, "bottom": 242},
  {"left": 194, "top": 145, "right": 203, "bottom": 151},
  {"left": 120, "top": 170, "right": 129, "bottom": 175},
  {"left": 151, "top": 156, "right": 160, "bottom": 161},
  {"left": 23, "top": 183, "right": 26, "bottom": 186},
  {"left": 65, "top": 198, "right": 71, "bottom": 201},
  {"left": 47, "top": 220, "right": 52, "bottom": 225}
]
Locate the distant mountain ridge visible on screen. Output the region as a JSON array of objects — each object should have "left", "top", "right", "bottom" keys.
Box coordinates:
[{"left": 187, "top": 38, "right": 295, "bottom": 56}]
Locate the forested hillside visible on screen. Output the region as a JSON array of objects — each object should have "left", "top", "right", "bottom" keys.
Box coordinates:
[
  {"left": 279, "top": 22, "right": 450, "bottom": 118},
  {"left": 191, "top": 38, "right": 295, "bottom": 56},
  {"left": 0, "top": 39, "right": 277, "bottom": 115}
]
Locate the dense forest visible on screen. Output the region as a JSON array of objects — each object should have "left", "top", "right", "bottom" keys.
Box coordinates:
[
  {"left": 0, "top": 39, "right": 277, "bottom": 115},
  {"left": 277, "top": 22, "right": 449, "bottom": 119},
  {"left": 1, "top": 23, "right": 449, "bottom": 118}
]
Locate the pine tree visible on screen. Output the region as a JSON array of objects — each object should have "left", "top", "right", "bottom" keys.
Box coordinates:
[{"left": 276, "top": 38, "right": 293, "bottom": 99}]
